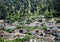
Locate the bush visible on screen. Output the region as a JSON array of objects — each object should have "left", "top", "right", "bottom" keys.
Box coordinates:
[
  {"left": 16, "top": 26, "right": 23, "bottom": 29},
  {"left": 43, "top": 27, "right": 47, "bottom": 31},
  {"left": 15, "top": 35, "right": 31, "bottom": 42},
  {"left": 0, "top": 38, "right": 4, "bottom": 42},
  {"left": 7, "top": 29, "right": 14, "bottom": 33}
]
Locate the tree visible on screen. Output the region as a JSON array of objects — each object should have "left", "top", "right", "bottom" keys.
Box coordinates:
[
  {"left": 15, "top": 35, "right": 31, "bottom": 42},
  {"left": 16, "top": 26, "right": 22, "bottom": 29},
  {"left": 0, "top": 38, "right": 4, "bottom": 42},
  {"left": 0, "top": 0, "right": 60, "bottom": 20}
]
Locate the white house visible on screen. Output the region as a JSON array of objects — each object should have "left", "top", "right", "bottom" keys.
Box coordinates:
[
  {"left": 4, "top": 26, "right": 16, "bottom": 30},
  {"left": 0, "top": 20, "right": 4, "bottom": 23},
  {"left": 8, "top": 33, "right": 26, "bottom": 39},
  {"left": 28, "top": 21, "right": 42, "bottom": 27}
]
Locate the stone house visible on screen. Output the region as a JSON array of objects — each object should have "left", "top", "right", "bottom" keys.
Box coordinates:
[
  {"left": 46, "top": 18, "right": 56, "bottom": 28},
  {"left": 4, "top": 26, "right": 16, "bottom": 31},
  {"left": 46, "top": 24, "right": 60, "bottom": 33},
  {"left": 46, "top": 18, "right": 60, "bottom": 32},
  {"left": 56, "top": 29, "right": 60, "bottom": 40},
  {"left": 29, "top": 30, "right": 36, "bottom": 35},
  {"left": 0, "top": 20, "right": 4, "bottom": 23},
  {"left": 14, "top": 29, "right": 27, "bottom": 34},
  {"left": 12, "top": 21, "right": 19, "bottom": 26},
  {"left": 28, "top": 21, "right": 42, "bottom": 27},
  {"left": 0, "top": 20, "right": 5, "bottom": 30},
  {"left": 0, "top": 30, "right": 4, "bottom": 37},
  {"left": 1, "top": 33, "right": 26, "bottom": 40},
  {"left": 34, "top": 30, "right": 46, "bottom": 38},
  {"left": 29, "top": 29, "right": 45, "bottom": 37},
  {"left": 8, "top": 33, "right": 26, "bottom": 39}
]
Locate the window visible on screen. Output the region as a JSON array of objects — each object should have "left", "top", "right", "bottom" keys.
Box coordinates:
[{"left": 19, "top": 30, "right": 23, "bottom": 33}]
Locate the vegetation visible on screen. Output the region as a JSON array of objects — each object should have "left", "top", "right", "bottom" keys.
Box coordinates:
[
  {"left": 0, "top": 38, "right": 4, "bottom": 42},
  {"left": 6, "top": 30, "right": 13, "bottom": 33},
  {"left": 16, "top": 26, "right": 23, "bottom": 29},
  {"left": 0, "top": 25, "right": 4, "bottom": 30},
  {"left": 25, "top": 26, "right": 42, "bottom": 31},
  {"left": 4, "top": 35, "right": 31, "bottom": 42},
  {"left": 16, "top": 35, "right": 30, "bottom": 42},
  {"left": 0, "top": 0, "right": 60, "bottom": 42},
  {"left": 0, "top": 0, "right": 60, "bottom": 22},
  {"left": 42, "top": 27, "right": 47, "bottom": 31}
]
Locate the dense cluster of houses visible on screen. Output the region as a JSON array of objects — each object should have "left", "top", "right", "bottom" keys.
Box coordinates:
[
  {"left": 0, "top": 31, "right": 26, "bottom": 40},
  {"left": 0, "top": 17, "right": 60, "bottom": 40}
]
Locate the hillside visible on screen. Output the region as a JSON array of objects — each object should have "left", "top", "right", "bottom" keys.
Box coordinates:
[{"left": 0, "top": 0, "right": 60, "bottom": 22}]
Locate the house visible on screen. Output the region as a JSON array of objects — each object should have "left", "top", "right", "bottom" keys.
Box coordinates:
[
  {"left": 29, "top": 30, "right": 36, "bottom": 35},
  {"left": 0, "top": 20, "right": 4, "bottom": 23},
  {"left": 34, "top": 30, "right": 45, "bottom": 38},
  {"left": 46, "top": 24, "right": 60, "bottom": 32},
  {"left": 0, "top": 31, "right": 10, "bottom": 39},
  {"left": 0, "top": 30, "right": 4, "bottom": 37},
  {"left": 29, "top": 29, "right": 39, "bottom": 35},
  {"left": 0, "top": 24, "right": 4, "bottom": 30},
  {"left": 46, "top": 18, "right": 56, "bottom": 28},
  {"left": 46, "top": 24, "right": 60, "bottom": 37},
  {"left": 38, "top": 15, "right": 46, "bottom": 23},
  {"left": 1, "top": 33, "right": 26, "bottom": 40},
  {"left": 46, "top": 28, "right": 53, "bottom": 34},
  {"left": 14, "top": 29, "right": 27, "bottom": 34},
  {"left": 38, "top": 30, "right": 46, "bottom": 37},
  {"left": 42, "top": 17, "right": 46, "bottom": 23},
  {"left": 56, "top": 29, "right": 60, "bottom": 36},
  {"left": 29, "top": 29, "right": 45, "bottom": 37},
  {"left": 8, "top": 33, "right": 26, "bottom": 39},
  {"left": 12, "top": 21, "right": 19, "bottom": 26},
  {"left": 28, "top": 21, "right": 42, "bottom": 27},
  {"left": 46, "top": 18, "right": 60, "bottom": 31},
  {"left": 4, "top": 26, "right": 16, "bottom": 30},
  {"left": 0, "top": 20, "right": 4, "bottom": 30},
  {"left": 56, "top": 29, "right": 60, "bottom": 40},
  {"left": 31, "top": 30, "right": 46, "bottom": 39}
]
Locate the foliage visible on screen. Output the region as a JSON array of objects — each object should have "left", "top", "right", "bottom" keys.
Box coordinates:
[
  {"left": 3, "top": 35, "right": 31, "bottom": 42},
  {"left": 7, "top": 29, "right": 14, "bottom": 33},
  {"left": 0, "top": 38, "right": 4, "bottom": 42},
  {"left": 0, "top": 0, "right": 60, "bottom": 21},
  {"left": 5, "top": 40, "right": 14, "bottom": 42},
  {"left": 16, "top": 26, "right": 23, "bottom": 29},
  {"left": 15, "top": 35, "right": 31, "bottom": 42},
  {"left": 56, "top": 19, "right": 60, "bottom": 24},
  {"left": 0, "top": 25, "right": 4, "bottom": 30}
]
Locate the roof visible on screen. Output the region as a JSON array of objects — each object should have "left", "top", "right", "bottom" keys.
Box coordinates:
[
  {"left": 57, "top": 29, "right": 60, "bottom": 32},
  {"left": 48, "top": 18, "right": 56, "bottom": 22},
  {"left": 10, "top": 33, "right": 26, "bottom": 36},
  {"left": 0, "top": 20, "right": 4, "bottom": 23},
  {"left": 39, "top": 15, "right": 45, "bottom": 18},
  {"left": 5, "top": 26, "right": 16, "bottom": 30},
  {"left": 28, "top": 21, "right": 41, "bottom": 26}
]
